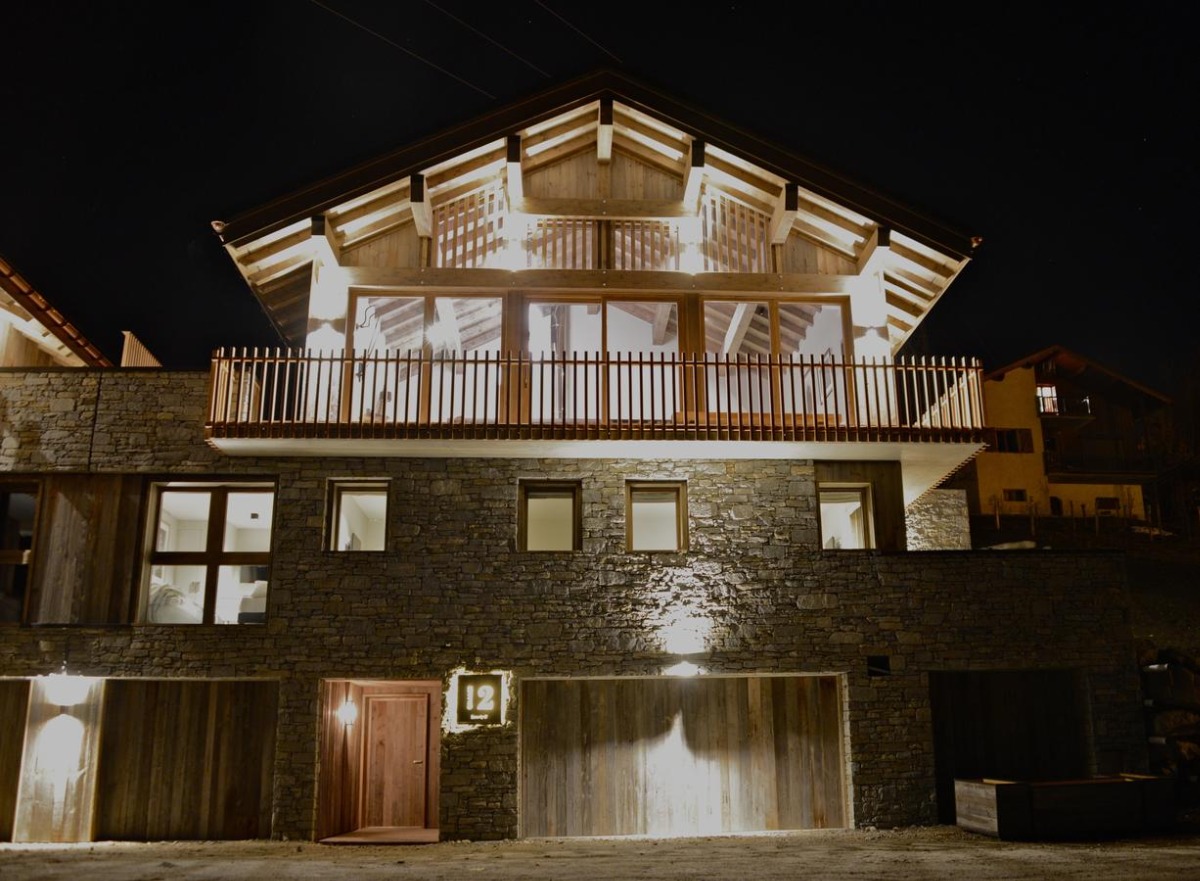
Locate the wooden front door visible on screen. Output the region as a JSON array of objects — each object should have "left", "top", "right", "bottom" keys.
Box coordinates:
[{"left": 361, "top": 694, "right": 430, "bottom": 828}]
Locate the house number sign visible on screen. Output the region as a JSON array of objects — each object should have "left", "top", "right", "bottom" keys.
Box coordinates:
[{"left": 456, "top": 673, "right": 503, "bottom": 725}]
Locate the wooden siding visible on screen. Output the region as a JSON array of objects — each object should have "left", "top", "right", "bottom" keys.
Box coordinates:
[
  {"left": 781, "top": 235, "right": 858, "bottom": 275},
  {"left": 526, "top": 151, "right": 600, "bottom": 200},
  {"left": 609, "top": 154, "right": 683, "bottom": 201},
  {"left": 317, "top": 680, "right": 364, "bottom": 840},
  {"left": 0, "top": 679, "right": 31, "bottom": 841},
  {"left": 929, "top": 670, "right": 1091, "bottom": 824},
  {"left": 93, "top": 680, "right": 278, "bottom": 841},
  {"left": 815, "top": 461, "right": 906, "bottom": 552},
  {"left": 520, "top": 676, "right": 845, "bottom": 837},
  {"left": 28, "top": 475, "right": 142, "bottom": 625},
  {"left": 342, "top": 224, "right": 421, "bottom": 269}
]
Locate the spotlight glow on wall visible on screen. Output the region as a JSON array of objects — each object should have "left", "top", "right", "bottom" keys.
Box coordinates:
[{"left": 659, "top": 608, "right": 711, "bottom": 655}]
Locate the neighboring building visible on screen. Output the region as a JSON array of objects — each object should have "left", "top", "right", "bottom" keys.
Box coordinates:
[
  {"left": 947, "top": 345, "right": 1174, "bottom": 524},
  {"left": 0, "top": 72, "right": 1145, "bottom": 844},
  {"left": 0, "top": 255, "right": 112, "bottom": 368}
]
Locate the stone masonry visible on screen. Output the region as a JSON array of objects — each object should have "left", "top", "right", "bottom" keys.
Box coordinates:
[{"left": 0, "top": 369, "right": 1147, "bottom": 839}]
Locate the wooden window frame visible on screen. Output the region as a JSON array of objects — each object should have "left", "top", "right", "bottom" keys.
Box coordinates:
[
  {"left": 625, "top": 480, "right": 688, "bottom": 552},
  {"left": 986, "top": 428, "right": 1035, "bottom": 453},
  {"left": 327, "top": 479, "right": 390, "bottom": 552},
  {"left": 143, "top": 482, "right": 274, "bottom": 625},
  {"left": 518, "top": 480, "right": 582, "bottom": 552},
  {"left": 0, "top": 480, "right": 40, "bottom": 625},
  {"left": 817, "top": 483, "right": 875, "bottom": 550}
]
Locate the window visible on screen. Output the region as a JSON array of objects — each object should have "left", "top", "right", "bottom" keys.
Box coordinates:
[
  {"left": 1095, "top": 496, "right": 1121, "bottom": 516},
  {"left": 1036, "top": 384, "right": 1059, "bottom": 414},
  {"left": 0, "top": 483, "right": 38, "bottom": 623},
  {"left": 986, "top": 428, "right": 1034, "bottom": 453},
  {"left": 627, "top": 481, "right": 687, "bottom": 552},
  {"left": 144, "top": 483, "right": 274, "bottom": 625},
  {"left": 329, "top": 480, "right": 389, "bottom": 551},
  {"left": 1002, "top": 488, "right": 1028, "bottom": 503},
  {"left": 518, "top": 481, "right": 581, "bottom": 551},
  {"left": 819, "top": 485, "right": 873, "bottom": 550}
]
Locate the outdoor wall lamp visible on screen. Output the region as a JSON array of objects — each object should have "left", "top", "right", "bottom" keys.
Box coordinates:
[{"left": 336, "top": 697, "right": 358, "bottom": 727}]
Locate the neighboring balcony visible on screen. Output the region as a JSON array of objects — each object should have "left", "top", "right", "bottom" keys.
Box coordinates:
[{"left": 206, "top": 349, "right": 985, "bottom": 449}]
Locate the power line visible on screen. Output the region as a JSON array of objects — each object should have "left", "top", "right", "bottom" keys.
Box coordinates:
[
  {"left": 308, "top": 0, "right": 496, "bottom": 99},
  {"left": 424, "top": 0, "right": 551, "bottom": 79},
  {"left": 533, "top": 1, "right": 622, "bottom": 64}
]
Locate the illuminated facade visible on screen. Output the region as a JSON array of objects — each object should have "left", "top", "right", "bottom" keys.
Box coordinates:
[{"left": 0, "top": 73, "right": 1146, "bottom": 843}]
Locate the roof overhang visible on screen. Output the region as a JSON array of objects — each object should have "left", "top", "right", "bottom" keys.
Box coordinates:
[{"left": 215, "top": 70, "right": 980, "bottom": 260}]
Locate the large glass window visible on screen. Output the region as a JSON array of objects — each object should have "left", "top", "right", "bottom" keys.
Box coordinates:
[
  {"left": 350, "top": 294, "right": 503, "bottom": 423},
  {"left": 703, "top": 300, "right": 847, "bottom": 418},
  {"left": 144, "top": 483, "right": 274, "bottom": 625},
  {"left": 627, "top": 481, "right": 687, "bottom": 552},
  {"left": 0, "top": 483, "right": 37, "bottom": 623}
]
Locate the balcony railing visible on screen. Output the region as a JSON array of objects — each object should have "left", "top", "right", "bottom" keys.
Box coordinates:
[{"left": 207, "top": 349, "right": 985, "bottom": 444}]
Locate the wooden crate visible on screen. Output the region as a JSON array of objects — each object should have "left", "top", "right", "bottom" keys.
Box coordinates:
[{"left": 955, "top": 775, "right": 1176, "bottom": 840}]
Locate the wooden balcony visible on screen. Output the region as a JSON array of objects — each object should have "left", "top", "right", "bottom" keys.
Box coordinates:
[{"left": 206, "top": 349, "right": 986, "bottom": 446}]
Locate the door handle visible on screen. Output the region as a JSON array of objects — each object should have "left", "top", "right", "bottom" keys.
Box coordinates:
[{"left": 412, "top": 759, "right": 424, "bottom": 764}]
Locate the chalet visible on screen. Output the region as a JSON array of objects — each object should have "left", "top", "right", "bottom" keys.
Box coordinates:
[
  {"left": 0, "top": 72, "right": 1145, "bottom": 843},
  {"left": 946, "top": 345, "right": 1174, "bottom": 526}
]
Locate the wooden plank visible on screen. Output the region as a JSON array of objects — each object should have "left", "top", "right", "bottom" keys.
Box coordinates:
[
  {"left": 27, "top": 475, "right": 141, "bottom": 624},
  {"left": 94, "top": 680, "right": 278, "bottom": 841},
  {"left": 519, "top": 675, "right": 846, "bottom": 838},
  {"left": 12, "top": 677, "right": 104, "bottom": 843},
  {"left": 0, "top": 680, "right": 31, "bottom": 841},
  {"left": 339, "top": 266, "right": 859, "bottom": 294}
]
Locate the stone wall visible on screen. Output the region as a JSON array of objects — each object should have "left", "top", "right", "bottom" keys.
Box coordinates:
[
  {"left": 0, "top": 370, "right": 1146, "bottom": 839},
  {"left": 906, "top": 489, "right": 972, "bottom": 550}
]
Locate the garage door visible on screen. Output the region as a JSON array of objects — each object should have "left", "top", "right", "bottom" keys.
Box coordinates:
[{"left": 520, "top": 675, "right": 845, "bottom": 837}]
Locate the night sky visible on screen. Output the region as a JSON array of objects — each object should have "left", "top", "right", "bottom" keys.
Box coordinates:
[{"left": 4, "top": 2, "right": 1197, "bottom": 394}]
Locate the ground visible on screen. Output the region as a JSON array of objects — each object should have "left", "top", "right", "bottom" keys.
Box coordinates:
[{"left": 3, "top": 826, "right": 1199, "bottom": 881}]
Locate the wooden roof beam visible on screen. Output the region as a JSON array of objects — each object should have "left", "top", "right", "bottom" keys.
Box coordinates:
[
  {"left": 613, "top": 108, "right": 688, "bottom": 158},
  {"left": 506, "top": 135, "right": 523, "bottom": 208},
  {"left": 721, "top": 302, "right": 757, "bottom": 354},
  {"left": 311, "top": 215, "right": 340, "bottom": 266},
  {"left": 704, "top": 154, "right": 781, "bottom": 203},
  {"left": 610, "top": 132, "right": 684, "bottom": 178},
  {"left": 652, "top": 302, "right": 673, "bottom": 345},
  {"left": 523, "top": 131, "right": 596, "bottom": 174},
  {"left": 789, "top": 219, "right": 858, "bottom": 261},
  {"left": 683, "top": 140, "right": 705, "bottom": 212},
  {"left": 856, "top": 226, "right": 891, "bottom": 275},
  {"left": 769, "top": 183, "right": 799, "bottom": 244},
  {"left": 890, "top": 239, "right": 955, "bottom": 281},
  {"left": 511, "top": 197, "right": 692, "bottom": 219},
  {"left": 411, "top": 174, "right": 432, "bottom": 238},
  {"left": 597, "top": 98, "right": 613, "bottom": 163}
]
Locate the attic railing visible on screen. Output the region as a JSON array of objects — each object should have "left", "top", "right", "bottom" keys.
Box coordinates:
[{"left": 207, "top": 350, "right": 985, "bottom": 442}]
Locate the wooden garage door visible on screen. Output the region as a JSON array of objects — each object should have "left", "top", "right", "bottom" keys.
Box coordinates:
[
  {"left": 94, "top": 680, "right": 278, "bottom": 840},
  {"left": 520, "top": 676, "right": 845, "bottom": 837}
]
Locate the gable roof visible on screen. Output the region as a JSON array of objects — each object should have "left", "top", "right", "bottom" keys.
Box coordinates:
[
  {"left": 0, "top": 254, "right": 112, "bottom": 367},
  {"left": 988, "top": 345, "right": 1171, "bottom": 407},
  {"left": 215, "top": 69, "right": 981, "bottom": 350},
  {"left": 216, "top": 69, "right": 979, "bottom": 258}
]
